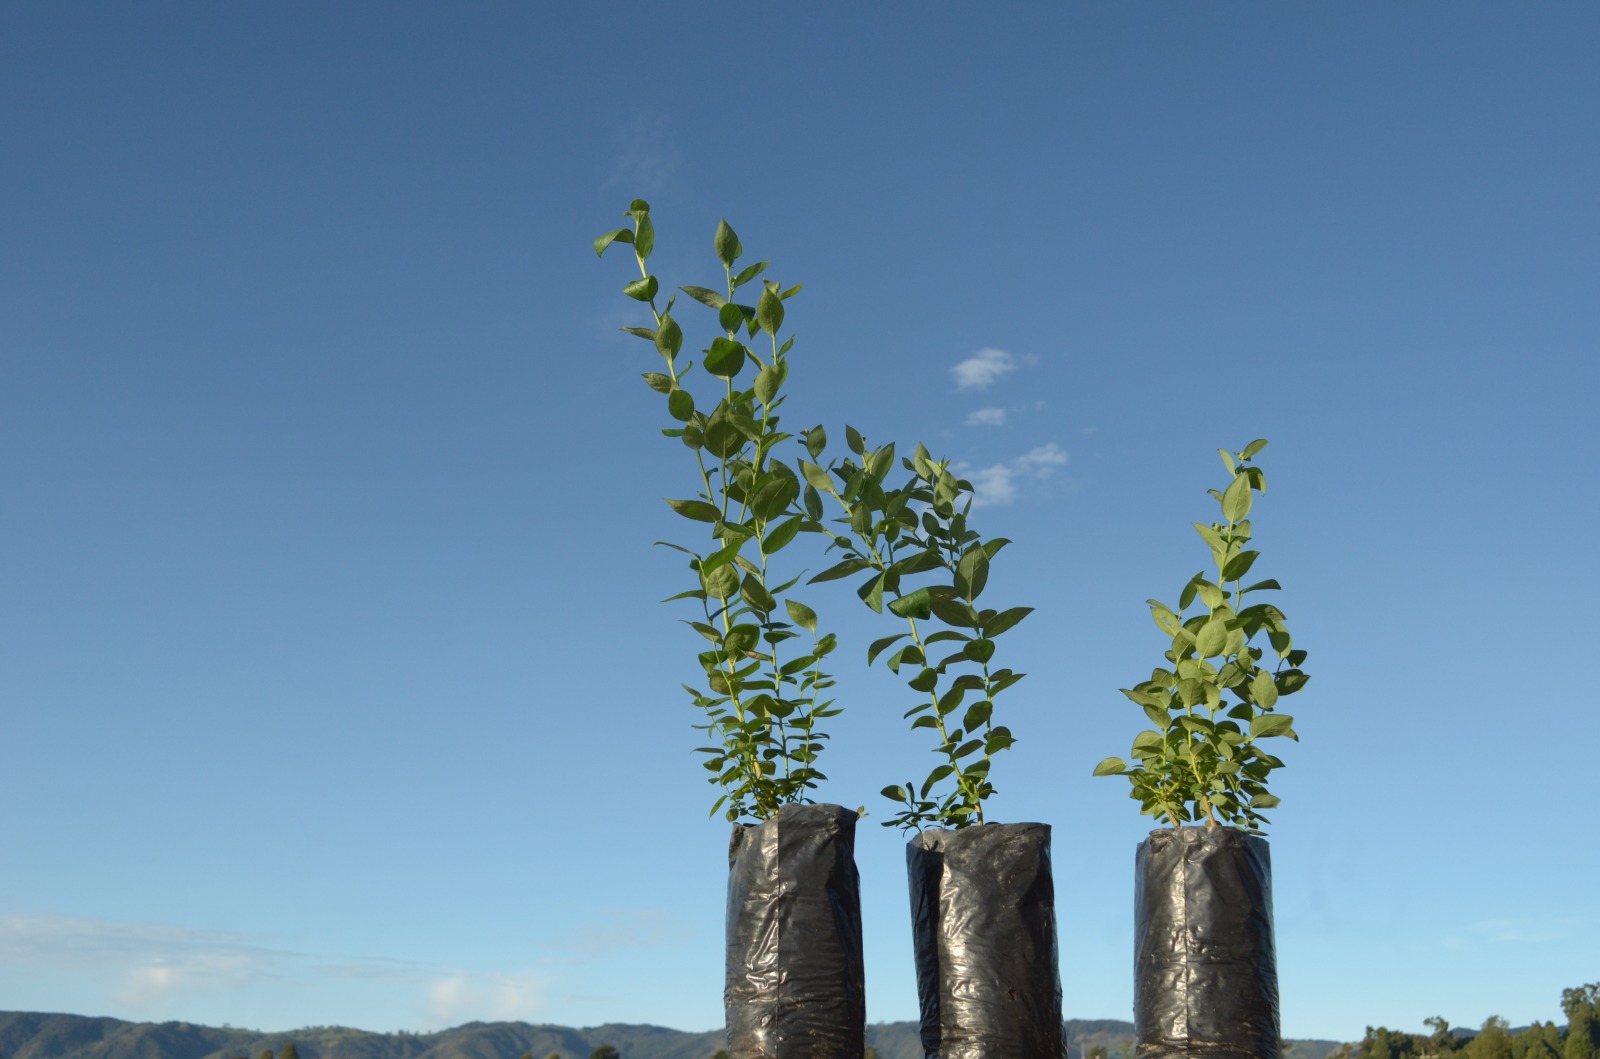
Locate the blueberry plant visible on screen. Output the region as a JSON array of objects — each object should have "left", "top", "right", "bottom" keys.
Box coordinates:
[
  {"left": 798, "top": 434, "right": 1032, "bottom": 832},
  {"left": 1094, "top": 440, "right": 1310, "bottom": 833},
  {"left": 595, "top": 200, "right": 839, "bottom": 823}
]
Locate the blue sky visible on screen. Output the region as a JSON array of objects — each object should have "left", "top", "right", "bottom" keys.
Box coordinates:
[{"left": 3, "top": 0, "right": 1597, "bottom": 1043}]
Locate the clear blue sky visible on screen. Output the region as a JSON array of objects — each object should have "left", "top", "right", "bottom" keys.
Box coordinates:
[{"left": 4, "top": 1, "right": 1596, "bottom": 1043}]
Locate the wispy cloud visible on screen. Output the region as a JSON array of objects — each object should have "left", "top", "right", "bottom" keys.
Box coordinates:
[
  {"left": 0, "top": 909, "right": 545, "bottom": 1022},
  {"left": 606, "top": 111, "right": 683, "bottom": 193},
  {"left": 950, "top": 348, "right": 1037, "bottom": 392},
  {"left": 0, "top": 911, "right": 293, "bottom": 1005},
  {"left": 539, "top": 908, "right": 683, "bottom": 957},
  {"left": 965, "top": 407, "right": 1007, "bottom": 427},
  {"left": 959, "top": 443, "right": 1068, "bottom": 508},
  {"left": 1465, "top": 914, "right": 1600, "bottom": 944}
]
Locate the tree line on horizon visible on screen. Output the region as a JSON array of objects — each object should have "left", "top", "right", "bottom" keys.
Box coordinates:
[{"left": 1330, "top": 984, "right": 1600, "bottom": 1059}]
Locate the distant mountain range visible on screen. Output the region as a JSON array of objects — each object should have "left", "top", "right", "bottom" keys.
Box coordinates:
[{"left": 0, "top": 1011, "right": 1342, "bottom": 1059}]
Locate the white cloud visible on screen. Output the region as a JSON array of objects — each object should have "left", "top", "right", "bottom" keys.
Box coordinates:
[
  {"left": 427, "top": 972, "right": 548, "bottom": 1024},
  {"left": 950, "top": 348, "right": 1037, "bottom": 391},
  {"left": 965, "top": 407, "right": 1007, "bottom": 427},
  {"left": 958, "top": 442, "right": 1068, "bottom": 508}
]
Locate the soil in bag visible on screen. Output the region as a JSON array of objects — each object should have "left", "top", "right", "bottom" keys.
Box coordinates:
[
  {"left": 907, "top": 822, "right": 1063, "bottom": 1059},
  {"left": 726, "top": 803, "right": 865, "bottom": 1059},
  {"left": 1134, "top": 826, "right": 1280, "bottom": 1059}
]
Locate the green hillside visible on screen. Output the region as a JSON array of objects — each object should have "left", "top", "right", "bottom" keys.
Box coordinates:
[{"left": 0, "top": 1012, "right": 1347, "bottom": 1059}]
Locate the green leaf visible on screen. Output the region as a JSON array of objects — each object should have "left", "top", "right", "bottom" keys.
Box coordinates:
[
  {"left": 868, "top": 633, "right": 908, "bottom": 664},
  {"left": 1249, "top": 669, "right": 1278, "bottom": 709},
  {"left": 784, "top": 598, "right": 818, "bottom": 633},
  {"left": 655, "top": 314, "right": 683, "bottom": 358},
  {"left": 964, "top": 638, "right": 995, "bottom": 664},
  {"left": 1222, "top": 550, "right": 1260, "bottom": 582},
  {"left": 799, "top": 460, "right": 835, "bottom": 493},
  {"left": 620, "top": 326, "right": 657, "bottom": 342},
  {"left": 741, "top": 573, "right": 777, "bottom": 612},
  {"left": 714, "top": 219, "right": 742, "bottom": 268},
  {"left": 1195, "top": 615, "right": 1228, "bottom": 657},
  {"left": 1250, "top": 713, "right": 1295, "bottom": 738},
  {"left": 751, "top": 477, "right": 798, "bottom": 522},
  {"left": 930, "top": 597, "right": 978, "bottom": 628},
  {"left": 757, "top": 286, "right": 785, "bottom": 336},
  {"left": 845, "top": 424, "right": 865, "bottom": 455},
  {"left": 593, "top": 228, "right": 633, "bottom": 257},
  {"left": 809, "top": 556, "right": 870, "bottom": 583},
  {"left": 666, "top": 498, "right": 720, "bottom": 522},
  {"left": 888, "top": 587, "right": 932, "bottom": 620},
  {"left": 667, "top": 389, "right": 694, "bottom": 422},
  {"left": 1222, "top": 472, "right": 1253, "bottom": 522},
  {"left": 1241, "top": 438, "right": 1269, "bottom": 459},
  {"left": 641, "top": 371, "right": 673, "bottom": 394},
  {"left": 679, "top": 285, "right": 726, "bottom": 310},
  {"left": 804, "top": 425, "right": 827, "bottom": 459},
  {"left": 962, "top": 699, "right": 992, "bottom": 731},
  {"left": 754, "top": 361, "right": 785, "bottom": 406},
  {"left": 702, "top": 412, "right": 745, "bottom": 458},
  {"left": 732, "top": 261, "right": 767, "bottom": 289},
  {"left": 762, "top": 516, "right": 803, "bottom": 556},
  {"left": 955, "top": 547, "right": 989, "bottom": 601},
  {"left": 705, "top": 337, "right": 746, "bottom": 378},
  {"left": 1148, "top": 601, "right": 1182, "bottom": 637},
  {"left": 633, "top": 212, "right": 654, "bottom": 259},
  {"left": 1243, "top": 579, "right": 1282, "bottom": 593},
  {"left": 857, "top": 572, "right": 886, "bottom": 613},
  {"left": 983, "top": 606, "right": 1033, "bottom": 637},
  {"left": 881, "top": 784, "right": 908, "bottom": 802},
  {"left": 623, "top": 275, "right": 658, "bottom": 302},
  {"left": 718, "top": 302, "right": 745, "bottom": 333},
  {"left": 908, "top": 668, "right": 938, "bottom": 693},
  {"left": 704, "top": 563, "right": 740, "bottom": 600},
  {"left": 1218, "top": 448, "right": 1236, "bottom": 474},
  {"left": 1093, "top": 756, "right": 1127, "bottom": 776},
  {"left": 1193, "top": 522, "right": 1227, "bottom": 559}
]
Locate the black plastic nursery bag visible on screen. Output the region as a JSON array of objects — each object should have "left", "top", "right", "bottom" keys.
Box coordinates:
[
  {"left": 726, "top": 802, "right": 865, "bottom": 1059},
  {"left": 1134, "top": 827, "right": 1280, "bottom": 1059},
  {"left": 906, "top": 822, "right": 1064, "bottom": 1059}
]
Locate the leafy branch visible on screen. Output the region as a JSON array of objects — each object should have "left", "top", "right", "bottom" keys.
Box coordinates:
[
  {"left": 1094, "top": 439, "right": 1310, "bottom": 833},
  {"left": 596, "top": 201, "right": 838, "bottom": 823},
  {"left": 799, "top": 431, "right": 1032, "bottom": 831}
]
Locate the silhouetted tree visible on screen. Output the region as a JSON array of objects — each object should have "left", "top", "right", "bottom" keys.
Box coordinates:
[
  {"left": 1566, "top": 984, "right": 1600, "bottom": 1059},
  {"left": 280, "top": 1044, "right": 300, "bottom": 1059},
  {"left": 590, "top": 1048, "right": 619, "bottom": 1059},
  {"left": 1467, "top": 1017, "right": 1513, "bottom": 1059}
]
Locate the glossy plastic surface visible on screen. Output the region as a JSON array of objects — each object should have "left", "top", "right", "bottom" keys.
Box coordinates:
[
  {"left": 1134, "top": 827, "right": 1280, "bottom": 1059},
  {"left": 907, "top": 822, "right": 1064, "bottom": 1059},
  {"left": 725, "top": 803, "right": 865, "bottom": 1059}
]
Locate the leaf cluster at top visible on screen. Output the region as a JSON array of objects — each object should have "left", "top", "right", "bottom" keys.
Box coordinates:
[
  {"left": 597, "top": 201, "right": 832, "bottom": 823},
  {"left": 597, "top": 202, "right": 1034, "bottom": 831},
  {"left": 796, "top": 430, "right": 1032, "bottom": 832},
  {"left": 1093, "top": 440, "right": 1310, "bottom": 832}
]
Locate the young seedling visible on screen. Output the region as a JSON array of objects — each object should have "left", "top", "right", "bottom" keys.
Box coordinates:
[
  {"left": 800, "top": 433, "right": 1032, "bottom": 831},
  {"left": 596, "top": 201, "right": 839, "bottom": 823},
  {"left": 1094, "top": 439, "right": 1310, "bottom": 833}
]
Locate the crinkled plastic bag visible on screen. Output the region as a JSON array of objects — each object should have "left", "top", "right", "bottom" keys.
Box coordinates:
[
  {"left": 907, "top": 822, "right": 1064, "bottom": 1058},
  {"left": 726, "top": 803, "right": 865, "bottom": 1059},
  {"left": 1134, "top": 827, "right": 1280, "bottom": 1059}
]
